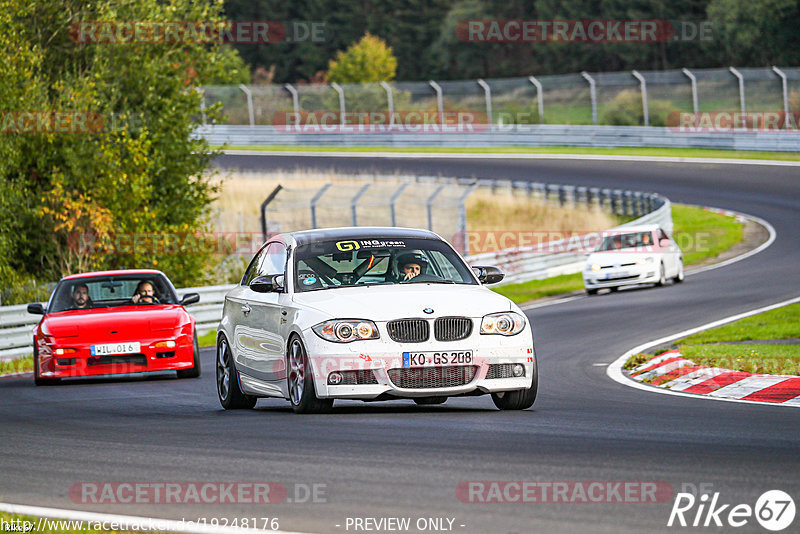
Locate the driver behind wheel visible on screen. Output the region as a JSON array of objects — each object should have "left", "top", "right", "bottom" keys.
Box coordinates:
[
  {"left": 396, "top": 252, "right": 428, "bottom": 281},
  {"left": 131, "top": 280, "right": 159, "bottom": 304}
]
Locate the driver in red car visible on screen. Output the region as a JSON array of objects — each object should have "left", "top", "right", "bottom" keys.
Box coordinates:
[
  {"left": 131, "top": 280, "right": 159, "bottom": 304},
  {"left": 71, "top": 283, "right": 91, "bottom": 309}
]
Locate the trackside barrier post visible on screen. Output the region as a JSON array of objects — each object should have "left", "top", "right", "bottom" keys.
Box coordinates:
[
  {"left": 528, "top": 76, "right": 544, "bottom": 122},
  {"left": 330, "top": 83, "right": 346, "bottom": 126},
  {"left": 477, "top": 79, "right": 493, "bottom": 126},
  {"left": 380, "top": 81, "right": 395, "bottom": 128},
  {"left": 682, "top": 68, "right": 699, "bottom": 127},
  {"left": 429, "top": 80, "right": 445, "bottom": 127},
  {"left": 239, "top": 84, "right": 255, "bottom": 127},
  {"left": 631, "top": 70, "right": 649, "bottom": 127},
  {"left": 772, "top": 66, "right": 790, "bottom": 129},
  {"left": 426, "top": 185, "right": 446, "bottom": 231},
  {"left": 309, "top": 184, "right": 332, "bottom": 229},
  {"left": 581, "top": 71, "right": 598, "bottom": 125},
  {"left": 729, "top": 67, "right": 746, "bottom": 116},
  {"left": 351, "top": 184, "right": 370, "bottom": 226}
]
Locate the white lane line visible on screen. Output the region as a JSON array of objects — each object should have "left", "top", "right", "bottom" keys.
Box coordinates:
[
  {"left": 221, "top": 150, "right": 800, "bottom": 167},
  {"left": 0, "top": 502, "right": 310, "bottom": 534},
  {"left": 606, "top": 295, "right": 800, "bottom": 408}
]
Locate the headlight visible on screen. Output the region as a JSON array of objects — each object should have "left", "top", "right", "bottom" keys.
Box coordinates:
[
  {"left": 480, "top": 312, "right": 526, "bottom": 336},
  {"left": 313, "top": 320, "right": 380, "bottom": 343},
  {"left": 590, "top": 263, "right": 601, "bottom": 272},
  {"left": 635, "top": 257, "right": 654, "bottom": 266}
]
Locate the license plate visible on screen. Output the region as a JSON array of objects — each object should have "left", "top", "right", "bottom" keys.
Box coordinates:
[
  {"left": 402, "top": 350, "right": 473, "bottom": 368},
  {"left": 606, "top": 272, "right": 627, "bottom": 280},
  {"left": 91, "top": 342, "right": 141, "bottom": 356}
]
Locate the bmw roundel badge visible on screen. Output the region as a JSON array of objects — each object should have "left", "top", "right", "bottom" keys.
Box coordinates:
[{"left": 423, "top": 308, "right": 434, "bottom": 314}]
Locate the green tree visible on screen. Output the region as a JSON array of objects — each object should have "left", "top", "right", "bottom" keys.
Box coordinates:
[
  {"left": 327, "top": 33, "right": 398, "bottom": 83},
  {"left": 0, "top": 0, "right": 249, "bottom": 294},
  {"left": 707, "top": 0, "right": 800, "bottom": 65}
]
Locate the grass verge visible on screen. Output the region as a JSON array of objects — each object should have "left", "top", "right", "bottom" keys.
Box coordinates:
[
  {"left": 0, "top": 356, "right": 32, "bottom": 376},
  {"left": 198, "top": 329, "right": 217, "bottom": 348},
  {"left": 624, "top": 303, "right": 800, "bottom": 376},
  {"left": 495, "top": 204, "right": 745, "bottom": 305},
  {"left": 219, "top": 145, "right": 800, "bottom": 161}
]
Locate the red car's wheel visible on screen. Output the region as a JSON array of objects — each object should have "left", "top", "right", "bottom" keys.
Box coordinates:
[
  {"left": 33, "top": 342, "right": 59, "bottom": 386},
  {"left": 177, "top": 332, "right": 201, "bottom": 379}
]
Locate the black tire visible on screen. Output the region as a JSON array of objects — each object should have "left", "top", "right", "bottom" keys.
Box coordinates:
[
  {"left": 177, "top": 332, "right": 201, "bottom": 379},
  {"left": 413, "top": 396, "right": 447, "bottom": 405},
  {"left": 33, "top": 343, "right": 59, "bottom": 386},
  {"left": 491, "top": 361, "right": 538, "bottom": 410},
  {"left": 674, "top": 259, "right": 685, "bottom": 283},
  {"left": 216, "top": 335, "right": 256, "bottom": 410},
  {"left": 656, "top": 262, "right": 667, "bottom": 287},
  {"left": 287, "top": 336, "right": 333, "bottom": 414},
  {"left": 586, "top": 288, "right": 598, "bottom": 296},
  {"left": 609, "top": 286, "right": 619, "bottom": 292}
]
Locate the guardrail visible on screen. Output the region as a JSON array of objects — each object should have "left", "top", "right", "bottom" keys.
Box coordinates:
[
  {"left": 196, "top": 124, "right": 800, "bottom": 152},
  {"left": 0, "top": 176, "right": 671, "bottom": 361},
  {"left": 0, "top": 285, "right": 234, "bottom": 362}
]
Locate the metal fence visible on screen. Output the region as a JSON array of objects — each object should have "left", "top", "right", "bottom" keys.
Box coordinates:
[
  {"left": 201, "top": 66, "right": 800, "bottom": 128},
  {"left": 259, "top": 174, "right": 666, "bottom": 256}
]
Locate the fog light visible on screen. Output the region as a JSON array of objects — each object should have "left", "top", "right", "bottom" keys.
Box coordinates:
[
  {"left": 328, "top": 372, "right": 343, "bottom": 385},
  {"left": 512, "top": 364, "right": 525, "bottom": 377}
]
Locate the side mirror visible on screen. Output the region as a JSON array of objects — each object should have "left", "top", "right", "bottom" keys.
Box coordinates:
[
  {"left": 180, "top": 293, "right": 200, "bottom": 306},
  {"left": 27, "top": 303, "right": 45, "bottom": 315},
  {"left": 472, "top": 265, "right": 505, "bottom": 285},
  {"left": 659, "top": 238, "right": 670, "bottom": 247},
  {"left": 250, "top": 274, "right": 285, "bottom": 293}
]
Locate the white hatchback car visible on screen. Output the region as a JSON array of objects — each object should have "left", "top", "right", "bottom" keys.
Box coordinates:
[
  {"left": 216, "top": 227, "right": 538, "bottom": 413},
  {"left": 582, "top": 224, "right": 684, "bottom": 295}
]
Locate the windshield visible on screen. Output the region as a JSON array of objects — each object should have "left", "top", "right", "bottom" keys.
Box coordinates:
[
  {"left": 294, "top": 237, "right": 478, "bottom": 292},
  {"left": 597, "top": 231, "right": 654, "bottom": 251},
  {"left": 49, "top": 273, "right": 178, "bottom": 312}
]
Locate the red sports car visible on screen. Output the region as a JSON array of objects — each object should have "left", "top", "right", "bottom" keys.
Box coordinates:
[{"left": 27, "top": 269, "right": 201, "bottom": 385}]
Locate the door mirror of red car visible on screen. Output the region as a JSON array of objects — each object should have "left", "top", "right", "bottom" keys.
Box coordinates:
[
  {"left": 180, "top": 293, "right": 200, "bottom": 306},
  {"left": 250, "top": 274, "right": 285, "bottom": 293},
  {"left": 27, "top": 303, "right": 45, "bottom": 315},
  {"left": 471, "top": 266, "right": 505, "bottom": 285}
]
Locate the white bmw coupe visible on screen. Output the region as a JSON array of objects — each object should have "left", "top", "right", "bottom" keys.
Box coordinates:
[{"left": 216, "top": 227, "right": 537, "bottom": 413}]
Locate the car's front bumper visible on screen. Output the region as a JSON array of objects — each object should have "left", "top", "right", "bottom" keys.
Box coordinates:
[
  {"left": 36, "top": 333, "right": 195, "bottom": 379},
  {"left": 583, "top": 263, "right": 659, "bottom": 289},
  {"left": 302, "top": 328, "right": 535, "bottom": 400}
]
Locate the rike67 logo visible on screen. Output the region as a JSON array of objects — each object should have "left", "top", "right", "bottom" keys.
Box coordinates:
[{"left": 668, "top": 489, "right": 795, "bottom": 531}]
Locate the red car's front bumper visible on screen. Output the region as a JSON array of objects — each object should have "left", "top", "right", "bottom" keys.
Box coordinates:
[{"left": 36, "top": 332, "right": 195, "bottom": 379}]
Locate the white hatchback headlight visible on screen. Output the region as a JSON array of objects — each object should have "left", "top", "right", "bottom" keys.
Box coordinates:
[
  {"left": 480, "top": 312, "right": 526, "bottom": 336},
  {"left": 312, "top": 320, "right": 380, "bottom": 343},
  {"left": 635, "top": 257, "right": 654, "bottom": 266}
]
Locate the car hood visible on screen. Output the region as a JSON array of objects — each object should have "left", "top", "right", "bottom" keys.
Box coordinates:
[
  {"left": 292, "top": 284, "right": 513, "bottom": 321},
  {"left": 43, "top": 305, "right": 189, "bottom": 338}
]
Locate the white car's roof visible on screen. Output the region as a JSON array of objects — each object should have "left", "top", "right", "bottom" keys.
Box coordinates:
[{"left": 613, "top": 224, "right": 662, "bottom": 233}]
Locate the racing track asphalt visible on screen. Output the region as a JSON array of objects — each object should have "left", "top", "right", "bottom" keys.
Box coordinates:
[{"left": 1, "top": 154, "right": 799, "bottom": 534}]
